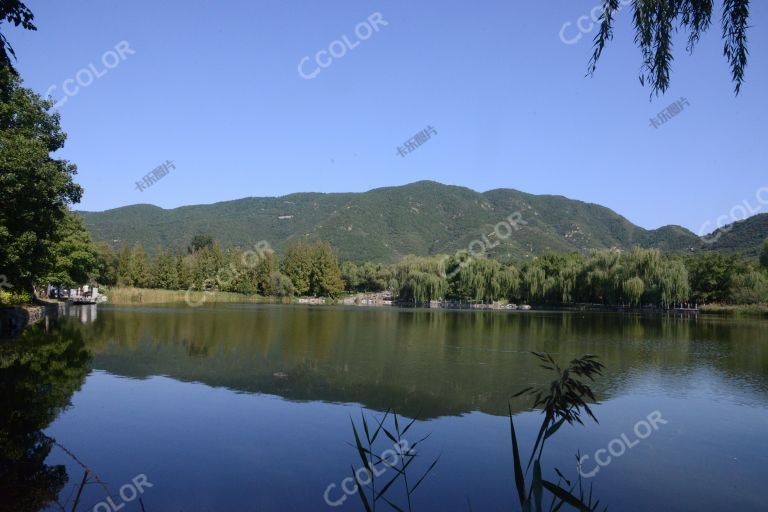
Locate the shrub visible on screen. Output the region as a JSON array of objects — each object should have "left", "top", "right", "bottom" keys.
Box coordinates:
[{"left": 0, "top": 289, "right": 33, "bottom": 305}]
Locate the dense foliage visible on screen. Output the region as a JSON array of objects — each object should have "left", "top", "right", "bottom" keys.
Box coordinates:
[
  {"left": 80, "top": 180, "right": 756, "bottom": 262},
  {"left": 98, "top": 239, "right": 347, "bottom": 299},
  {"left": 78, "top": 183, "right": 768, "bottom": 264},
  {"left": 388, "top": 248, "right": 696, "bottom": 306},
  {"left": 0, "top": 69, "right": 91, "bottom": 293},
  {"left": 90, "top": 236, "right": 768, "bottom": 306}
]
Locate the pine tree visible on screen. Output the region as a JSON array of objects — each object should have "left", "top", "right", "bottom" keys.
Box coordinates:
[
  {"left": 130, "top": 243, "right": 150, "bottom": 288},
  {"left": 116, "top": 244, "right": 134, "bottom": 286},
  {"left": 311, "top": 241, "right": 344, "bottom": 297},
  {"left": 151, "top": 248, "right": 179, "bottom": 289},
  {"left": 177, "top": 254, "right": 192, "bottom": 290},
  {"left": 254, "top": 251, "right": 279, "bottom": 294},
  {"left": 282, "top": 241, "right": 313, "bottom": 295}
]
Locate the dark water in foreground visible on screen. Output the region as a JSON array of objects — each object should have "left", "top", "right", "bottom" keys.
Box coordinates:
[{"left": 2, "top": 304, "right": 767, "bottom": 511}]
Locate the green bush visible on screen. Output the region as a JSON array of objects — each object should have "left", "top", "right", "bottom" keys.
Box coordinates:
[{"left": 0, "top": 289, "right": 33, "bottom": 305}]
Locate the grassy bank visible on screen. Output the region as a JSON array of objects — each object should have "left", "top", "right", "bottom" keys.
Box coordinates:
[
  {"left": 103, "top": 286, "right": 278, "bottom": 306},
  {"left": 699, "top": 303, "right": 768, "bottom": 317}
]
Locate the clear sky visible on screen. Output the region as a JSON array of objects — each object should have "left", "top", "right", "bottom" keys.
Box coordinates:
[{"left": 6, "top": 0, "right": 768, "bottom": 235}]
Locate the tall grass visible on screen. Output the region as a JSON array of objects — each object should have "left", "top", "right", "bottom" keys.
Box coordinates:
[
  {"left": 349, "top": 410, "right": 440, "bottom": 512},
  {"left": 509, "top": 353, "right": 606, "bottom": 511},
  {"left": 347, "top": 353, "right": 607, "bottom": 511},
  {"left": 104, "top": 286, "right": 278, "bottom": 305},
  {"left": 699, "top": 303, "right": 768, "bottom": 317}
]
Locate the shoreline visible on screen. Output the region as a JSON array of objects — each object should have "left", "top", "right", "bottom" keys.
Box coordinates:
[
  {"left": 0, "top": 300, "right": 64, "bottom": 337},
  {"left": 4, "top": 291, "right": 764, "bottom": 337},
  {"left": 98, "top": 287, "right": 768, "bottom": 317}
]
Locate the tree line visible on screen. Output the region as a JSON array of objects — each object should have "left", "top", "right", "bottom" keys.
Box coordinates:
[
  {"left": 386, "top": 247, "right": 768, "bottom": 306},
  {"left": 90, "top": 237, "right": 345, "bottom": 299},
  {"left": 78, "top": 236, "right": 768, "bottom": 307}
]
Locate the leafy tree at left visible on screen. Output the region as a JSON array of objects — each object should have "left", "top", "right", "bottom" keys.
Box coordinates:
[
  {"left": 43, "top": 213, "right": 99, "bottom": 289},
  {"left": 0, "top": 68, "right": 85, "bottom": 294},
  {"left": 0, "top": 0, "right": 35, "bottom": 74}
]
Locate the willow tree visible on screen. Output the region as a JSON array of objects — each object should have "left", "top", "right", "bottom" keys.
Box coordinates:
[
  {"left": 624, "top": 247, "right": 664, "bottom": 284},
  {"left": 396, "top": 256, "right": 447, "bottom": 303},
  {"left": 450, "top": 258, "right": 512, "bottom": 303},
  {"left": 521, "top": 263, "right": 553, "bottom": 303},
  {"left": 581, "top": 250, "right": 622, "bottom": 304},
  {"left": 657, "top": 259, "right": 691, "bottom": 305},
  {"left": 399, "top": 271, "right": 447, "bottom": 304},
  {"left": 623, "top": 276, "right": 646, "bottom": 305},
  {"left": 589, "top": 0, "right": 751, "bottom": 95}
]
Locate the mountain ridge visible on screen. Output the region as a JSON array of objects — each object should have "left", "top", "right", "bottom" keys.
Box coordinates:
[{"left": 77, "top": 181, "right": 766, "bottom": 262}]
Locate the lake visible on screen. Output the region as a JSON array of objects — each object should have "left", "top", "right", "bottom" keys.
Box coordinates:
[{"left": 2, "top": 304, "right": 767, "bottom": 511}]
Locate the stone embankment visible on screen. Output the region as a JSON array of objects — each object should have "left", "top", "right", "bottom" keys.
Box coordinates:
[{"left": 0, "top": 301, "right": 64, "bottom": 337}]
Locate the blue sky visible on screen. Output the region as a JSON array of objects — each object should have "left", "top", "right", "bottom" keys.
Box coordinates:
[{"left": 7, "top": 0, "right": 768, "bottom": 235}]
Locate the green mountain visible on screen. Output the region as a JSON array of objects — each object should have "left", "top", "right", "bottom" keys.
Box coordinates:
[
  {"left": 704, "top": 213, "right": 768, "bottom": 258},
  {"left": 77, "top": 181, "right": 763, "bottom": 262}
]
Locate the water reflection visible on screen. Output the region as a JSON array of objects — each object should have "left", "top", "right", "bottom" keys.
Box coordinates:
[
  {"left": 0, "top": 323, "right": 91, "bottom": 511},
  {"left": 64, "top": 304, "right": 98, "bottom": 325},
  {"left": 73, "top": 305, "right": 768, "bottom": 417},
  {"left": 3, "top": 305, "right": 768, "bottom": 511}
]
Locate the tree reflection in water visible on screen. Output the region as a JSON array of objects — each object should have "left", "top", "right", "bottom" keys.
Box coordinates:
[{"left": 0, "top": 322, "right": 91, "bottom": 511}]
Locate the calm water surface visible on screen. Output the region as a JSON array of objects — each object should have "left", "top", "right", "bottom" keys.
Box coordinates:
[{"left": 2, "top": 304, "right": 767, "bottom": 511}]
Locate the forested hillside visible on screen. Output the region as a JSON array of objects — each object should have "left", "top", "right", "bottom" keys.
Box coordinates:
[{"left": 79, "top": 181, "right": 712, "bottom": 262}]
